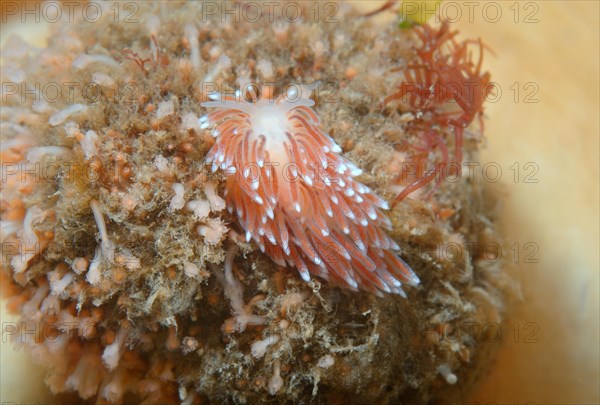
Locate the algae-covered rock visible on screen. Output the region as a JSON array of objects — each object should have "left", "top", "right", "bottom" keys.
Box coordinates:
[{"left": 0, "top": 2, "right": 514, "bottom": 403}]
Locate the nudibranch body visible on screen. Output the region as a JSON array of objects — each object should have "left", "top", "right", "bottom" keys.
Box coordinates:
[{"left": 200, "top": 86, "right": 419, "bottom": 296}]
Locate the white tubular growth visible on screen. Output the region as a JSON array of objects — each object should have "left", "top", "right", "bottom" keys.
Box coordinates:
[
  {"left": 49, "top": 270, "right": 76, "bottom": 296},
  {"left": 72, "top": 54, "right": 122, "bottom": 71},
  {"left": 223, "top": 249, "right": 244, "bottom": 313},
  {"left": 180, "top": 112, "right": 201, "bottom": 132},
  {"left": 0, "top": 220, "right": 22, "bottom": 239},
  {"left": 268, "top": 358, "right": 284, "bottom": 395},
  {"left": 92, "top": 72, "right": 116, "bottom": 88},
  {"left": 169, "top": 183, "right": 186, "bottom": 211},
  {"left": 196, "top": 219, "right": 227, "bottom": 245},
  {"left": 65, "top": 349, "right": 103, "bottom": 399},
  {"left": 86, "top": 200, "right": 115, "bottom": 285},
  {"left": 251, "top": 334, "right": 280, "bottom": 359},
  {"left": 90, "top": 199, "right": 115, "bottom": 264},
  {"left": 80, "top": 130, "right": 99, "bottom": 159},
  {"left": 186, "top": 199, "right": 211, "bottom": 220},
  {"left": 26, "top": 146, "right": 70, "bottom": 162},
  {"left": 213, "top": 249, "right": 266, "bottom": 332},
  {"left": 21, "top": 206, "right": 46, "bottom": 246},
  {"left": 181, "top": 390, "right": 197, "bottom": 405},
  {"left": 203, "top": 53, "right": 231, "bottom": 82},
  {"left": 86, "top": 246, "right": 102, "bottom": 285},
  {"left": 437, "top": 364, "right": 458, "bottom": 385},
  {"left": 48, "top": 104, "right": 88, "bottom": 126},
  {"left": 11, "top": 243, "right": 47, "bottom": 274},
  {"left": 40, "top": 294, "right": 60, "bottom": 315},
  {"left": 102, "top": 327, "right": 127, "bottom": 371},
  {"left": 12, "top": 206, "right": 51, "bottom": 274},
  {"left": 204, "top": 182, "right": 226, "bottom": 211},
  {"left": 22, "top": 282, "right": 50, "bottom": 320},
  {"left": 184, "top": 24, "right": 201, "bottom": 70},
  {"left": 154, "top": 154, "right": 170, "bottom": 174},
  {"left": 156, "top": 100, "right": 175, "bottom": 120}
]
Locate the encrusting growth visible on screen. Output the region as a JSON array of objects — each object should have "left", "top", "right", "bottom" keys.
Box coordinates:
[{"left": 201, "top": 86, "right": 420, "bottom": 296}]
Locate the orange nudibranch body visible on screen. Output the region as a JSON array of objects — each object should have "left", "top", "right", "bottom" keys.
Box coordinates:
[{"left": 200, "top": 86, "right": 419, "bottom": 296}]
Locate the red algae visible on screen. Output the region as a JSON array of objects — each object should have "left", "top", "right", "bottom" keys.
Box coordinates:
[{"left": 385, "top": 21, "right": 493, "bottom": 205}]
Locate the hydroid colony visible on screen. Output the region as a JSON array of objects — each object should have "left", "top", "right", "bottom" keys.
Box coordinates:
[{"left": 1, "top": 2, "right": 513, "bottom": 404}]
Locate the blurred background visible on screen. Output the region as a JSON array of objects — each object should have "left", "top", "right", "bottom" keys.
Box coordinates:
[{"left": 1, "top": 1, "right": 599, "bottom": 403}]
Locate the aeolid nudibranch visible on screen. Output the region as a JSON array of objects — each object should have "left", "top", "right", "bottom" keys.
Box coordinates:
[{"left": 200, "top": 85, "right": 419, "bottom": 296}]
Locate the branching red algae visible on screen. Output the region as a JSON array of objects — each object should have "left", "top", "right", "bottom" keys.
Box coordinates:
[{"left": 385, "top": 21, "right": 493, "bottom": 205}]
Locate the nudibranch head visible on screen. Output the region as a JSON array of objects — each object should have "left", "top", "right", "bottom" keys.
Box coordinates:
[{"left": 200, "top": 86, "right": 420, "bottom": 296}]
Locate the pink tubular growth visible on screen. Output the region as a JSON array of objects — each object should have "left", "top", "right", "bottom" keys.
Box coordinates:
[{"left": 200, "top": 86, "right": 419, "bottom": 296}]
